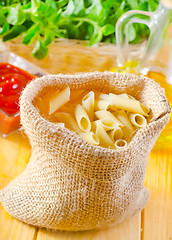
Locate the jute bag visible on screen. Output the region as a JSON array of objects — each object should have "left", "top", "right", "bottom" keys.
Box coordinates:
[{"left": 0, "top": 72, "right": 171, "bottom": 231}]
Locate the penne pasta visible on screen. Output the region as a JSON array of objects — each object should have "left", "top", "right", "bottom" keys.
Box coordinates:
[
  {"left": 92, "top": 119, "right": 119, "bottom": 131},
  {"left": 91, "top": 121, "right": 97, "bottom": 133},
  {"left": 43, "top": 86, "right": 150, "bottom": 149},
  {"left": 119, "top": 93, "right": 136, "bottom": 100},
  {"left": 79, "top": 132, "right": 99, "bottom": 145},
  {"left": 58, "top": 103, "right": 75, "bottom": 116},
  {"left": 94, "top": 100, "right": 110, "bottom": 111},
  {"left": 129, "top": 113, "right": 147, "bottom": 128},
  {"left": 117, "top": 110, "right": 135, "bottom": 141},
  {"left": 94, "top": 110, "right": 123, "bottom": 127},
  {"left": 38, "top": 96, "right": 49, "bottom": 115},
  {"left": 49, "top": 86, "right": 70, "bottom": 115},
  {"left": 94, "top": 90, "right": 105, "bottom": 99},
  {"left": 38, "top": 90, "right": 55, "bottom": 115},
  {"left": 82, "top": 91, "right": 95, "bottom": 121},
  {"left": 74, "top": 104, "right": 91, "bottom": 132},
  {"left": 99, "top": 93, "right": 110, "bottom": 101},
  {"left": 98, "top": 93, "right": 118, "bottom": 111},
  {"left": 54, "top": 112, "right": 82, "bottom": 133},
  {"left": 109, "top": 93, "right": 149, "bottom": 116},
  {"left": 100, "top": 119, "right": 119, "bottom": 131},
  {"left": 115, "top": 139, "right": 127, "bottom": 149},
  {"left": 109, "top": 127, "right": 123, "bottom": 141},
  {"left": 95, "top": 121, "right": 115, "bottom": 148}
]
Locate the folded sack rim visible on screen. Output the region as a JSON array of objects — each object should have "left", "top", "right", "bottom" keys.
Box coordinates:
[{"left": 19, "top": 71, "right": 171, "bottom": 181}]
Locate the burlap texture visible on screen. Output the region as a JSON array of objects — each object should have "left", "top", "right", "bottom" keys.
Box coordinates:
[{"left": 0, "top": 72, "right": 171, "bottom": 231}]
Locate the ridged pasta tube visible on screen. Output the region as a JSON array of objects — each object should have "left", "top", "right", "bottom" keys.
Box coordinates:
[
  {"left": 117, "top": 110, "right": 135, "bottom": 141},
  {"left": 115, "top": 139, "right": 127, "bottom": 149},
  {"left": 99, "top": 93, "right": 110, "bottom": 101},
  {"left": 95, "top": 110, "right": 123, "bottom": 127},
  {"left": 82, "top": 91, "right": 95, "bottom": 121},
  {"left": 54, "top": 112, "right": 82, "bottom": 133},
  {"left": 79, "top": 132, "right": 99, "bottom": 145},
  {"left": 109, "top": 93, "right": 149, "bottom": 116},
  {"left": 74, "top": 104, "right": 91, "bottom": 132},
  {"left": 109, "top": 127, "right": 123, "bottom": 141},
  {"left": 129, "top": 113, "right": 147, "bottom": 128},
  {"left": 92, "top": 119, "right": 119, "bottom": 132},
  {"left": 94, "top": 100, "right": 110, "bottom": 111},
  {"left": 49, "top": 86, "right": 70, "bottom": 115},
  {"left": 95, "top": 121, "right": 115, "bottom": 148}
]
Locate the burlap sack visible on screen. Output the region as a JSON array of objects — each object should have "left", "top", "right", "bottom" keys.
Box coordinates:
[{"left": 0, "top": 72, "right": 171, "bottom": 231}]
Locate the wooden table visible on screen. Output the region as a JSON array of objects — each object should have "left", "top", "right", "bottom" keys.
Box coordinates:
[{"left": 0, "top": 127, "right": 171, "bottom": 240}]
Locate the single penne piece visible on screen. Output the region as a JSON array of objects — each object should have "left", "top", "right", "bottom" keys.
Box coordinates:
[
  {"left": 74, "top": 104, "right": 91, "bottom": 132},
  {"left": 117, "top": 110, "right": 135, "bottom": 141},
  {"left": 98, "top": 93, "right": 118, "bottom": 111},
  {"left": 109, "top": 127, "right": 123, "bottom": 141},
  {"left": 79, "top": 132, "right": 100, "bottom": 146},
  {"left": 49, "top": 86, "right": 70, "bottom": 115},
  {"left": 93, "top": 119, "right": 119, "bottom": 131},
  {"left": 109, "top": 93, "right": 150, "bottom": 116},
  {"left": 54, "top": 112, "right": 82, "bottom": 133},
  {"left": 94, "top": 110, "right": 123, "bottom": 127},
  {"left": 115, "top": 139, "right": 127, "bottom": 149},
  {"left": 129, "top": 113, "right": 147, "bottom": 128},
  {"left": 38, "top": 90, "right": 55, "bottom": 115},
  {"left": 94, "top": 99, "right": 110, "bottom": 111},
  {"left": 117, "top": 110, "right": 134, "bottom": 132},
  {"left": 82, "top": 91, "right": 95, "bottom": 121},
  {"left": 122, "top": 126, "right": 133, "bottom": 142},
  {"left": 100, "top": 119, "right": 119, "bottom": 131},
  {"left": 95, "top": 121, "right": 115, "bottom": 148}
]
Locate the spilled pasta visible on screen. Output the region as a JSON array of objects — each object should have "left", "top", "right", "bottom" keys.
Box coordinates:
[{"left": 38, "top": 86, "right": 150, "bottom": 149}]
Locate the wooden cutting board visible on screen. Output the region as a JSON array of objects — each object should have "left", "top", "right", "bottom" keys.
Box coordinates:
[{"left": 0, "top": 131, "right": 171, "bottom": 240}]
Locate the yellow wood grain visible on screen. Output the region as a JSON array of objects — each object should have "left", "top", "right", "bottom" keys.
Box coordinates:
[
  {"left": 0, "top": 128, "right": 171, "bottom": 240},
  {"left": 0, "top": 207, "right": 37, "bottom": 240},
  {"left": 142, "top": 150, "right": 172, "bottom": 240},
  {"left": 37, "top": 213, "right": 141, "bottom": 240},
  {"left": 0, "top": 131, "right": 30, "bottom": 183},
  {"left": 0, "top": 132, "right": 38, "bottom": 240}
]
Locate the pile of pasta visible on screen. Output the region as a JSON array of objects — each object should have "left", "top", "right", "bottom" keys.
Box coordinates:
[{"left": 39, "top": 86, "right": 150, "bottom": 149}]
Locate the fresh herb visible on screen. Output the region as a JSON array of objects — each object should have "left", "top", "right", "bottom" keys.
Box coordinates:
[{"left": 0, "top": 0, "right": 159, "bottom": 59}]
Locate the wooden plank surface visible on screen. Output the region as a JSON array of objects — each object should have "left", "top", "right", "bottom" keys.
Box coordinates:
[
  {"left": 0, "top": 208, "right": 38, "bottom": 240},
  {"left": 0, "top": 131, "right": 171, "bottom": 240},
  {"left": 142, "top": 150, "right": 172, "bottom": 240},
  {"left": 0, "top": 132, "right": 38, "bottom": 240},
  {"left": 36, "top": 213, "right": 141, "bottom": 240}
]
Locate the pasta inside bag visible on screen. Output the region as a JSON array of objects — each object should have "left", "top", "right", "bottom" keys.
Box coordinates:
[{"left": 0, "top": 72, "right": 171, "bottom": 231}]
